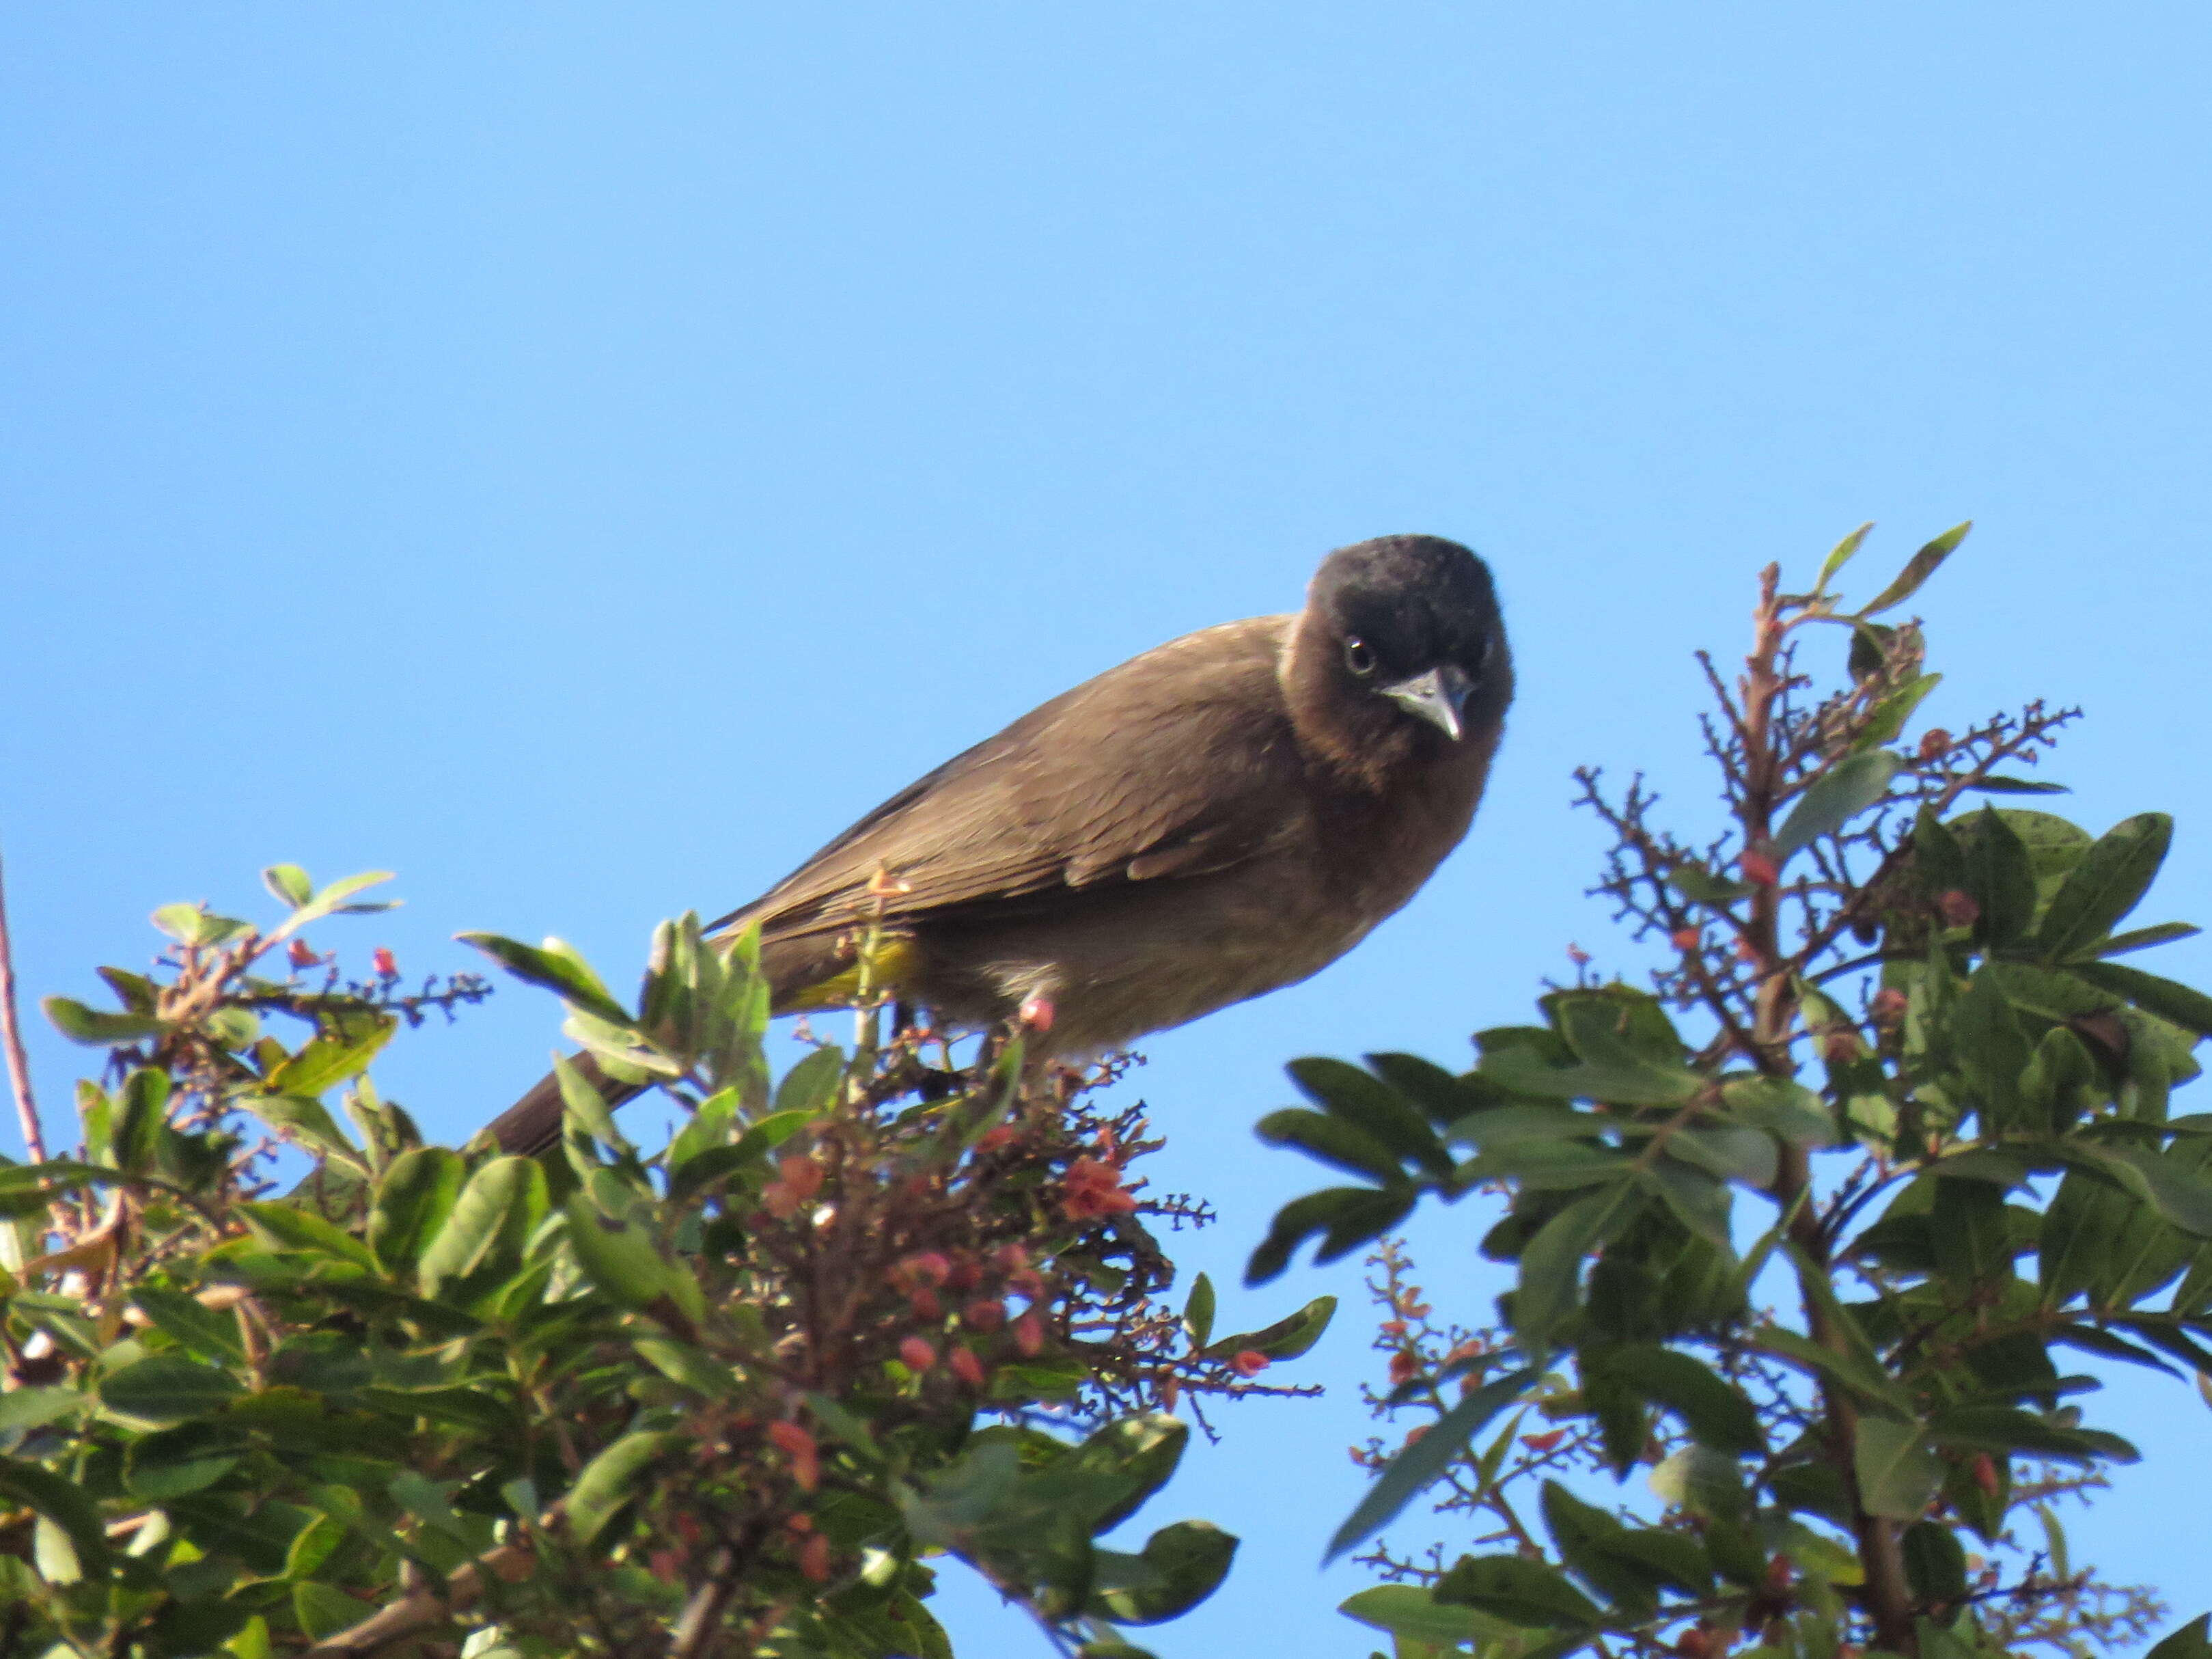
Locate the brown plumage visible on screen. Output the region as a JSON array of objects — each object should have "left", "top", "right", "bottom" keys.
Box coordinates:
[{"left": 485, "top": 534, "right": 1512, "bottom": 1155}]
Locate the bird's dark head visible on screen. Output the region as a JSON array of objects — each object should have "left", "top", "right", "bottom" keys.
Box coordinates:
[{"left": 1287, "top": 534, "right": 1513, "bottom": 783}]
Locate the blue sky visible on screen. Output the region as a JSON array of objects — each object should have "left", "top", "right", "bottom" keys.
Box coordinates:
[{"left": 5, "top": 8, "right": 2211, "bottom": 1654}]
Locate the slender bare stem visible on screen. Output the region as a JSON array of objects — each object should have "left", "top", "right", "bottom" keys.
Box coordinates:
[{"left": 0, "top": 846, "right": 47, "bottom": 1164}]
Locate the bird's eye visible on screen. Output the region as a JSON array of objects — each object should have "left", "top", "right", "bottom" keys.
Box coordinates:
[{"left": 1343, "top": 635, "right": 1377, "bottom": 676}]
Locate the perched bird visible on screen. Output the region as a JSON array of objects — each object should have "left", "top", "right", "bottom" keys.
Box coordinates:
[{"left": 485, "top": 534, "right": 1512, "bottom": 1154}]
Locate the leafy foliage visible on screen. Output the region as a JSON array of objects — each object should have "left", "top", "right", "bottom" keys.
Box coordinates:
[
  {"left": 1, "top": 879, "right": 1329, "bottom": 1656},
  {"left": 1258, "top": 530, "right": 2212, "bottom": 1658}
]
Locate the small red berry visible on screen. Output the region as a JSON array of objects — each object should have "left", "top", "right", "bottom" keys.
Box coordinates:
[
  {"left": 949, "top": 1347, "right": 986, "bottom": 1388},
  {"left": 371, "top": 947, "right": 399, "bottom": 978},
  {"left": 1741, "top": 850, "right": 1780, "bottom": 886},
  {"left": 1230, "top": 1349, "right": 1269, "bottom": 1377},
  {"left": 898, "top": 1336, "right": 937, "bottom": 1373},
  {"left": 1937, "top": 889, "right": 1980, "bottom": 928},
  {"left": 1013, "top": 1313, "right": 1044, "bottom": 1356}
]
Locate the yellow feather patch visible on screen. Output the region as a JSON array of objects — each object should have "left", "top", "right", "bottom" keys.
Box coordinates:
[{"left": 782, "top": 935, "right": 924, "bottom": 1011}]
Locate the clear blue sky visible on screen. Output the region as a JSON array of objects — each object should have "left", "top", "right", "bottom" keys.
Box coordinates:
[{"left": 5, "top": 8, "right": 2211, "bottom": 1654}]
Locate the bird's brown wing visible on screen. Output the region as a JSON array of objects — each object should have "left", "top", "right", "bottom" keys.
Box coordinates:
[{"left": 710, "top": 616, "right": 1307, "bottom": 941}]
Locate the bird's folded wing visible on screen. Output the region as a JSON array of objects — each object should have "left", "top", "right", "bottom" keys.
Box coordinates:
[{"left": 710, "top": 616, "right": 1306, "bottom": 939}]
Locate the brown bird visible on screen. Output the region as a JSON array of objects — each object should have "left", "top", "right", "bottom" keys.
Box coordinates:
[{"left": 486, "top": 534, "right": 1512, "bottom": 1155}]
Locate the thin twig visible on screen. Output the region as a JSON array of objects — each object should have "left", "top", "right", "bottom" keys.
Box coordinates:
[{"left": 0, "top": 845, "right": 47, "bottom": 1163}]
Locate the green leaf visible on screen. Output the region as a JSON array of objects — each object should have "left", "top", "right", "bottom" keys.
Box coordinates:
[
  {"left": 1182, "top": 1272, "right": 1216, "bottom": 1352},
  {"left": 1515, "top": 1181, "right": 1639, "bottom": 1354},
  {"left": 100, "top": 1353, "right": 245, "bottom": 1425},
  {"left": 1928, "top": 1404, "right": 2138, "bottom": 1466},
  {"left": 1256, "top": 1108, "right": 1406, "bottom": 1183},
  {"left": 2146, "top": 1613, "right": 2212, "bottom": 1659},
  {"left": 1339, "top": 1584, "right": 1491, "bottom": 1647},
  {"left": 1961, "top": 805, "right": 2037, "bottom": 949},
  {"left": 2073, "top": 961, "right": 2212, "bottom": 1038},
  {"left": 1773, "top": 750, "right": 1903, "bottom": 864},
  {"left": 238, "top": 1201, "right": 379, "bottom": 1272},
  {"left": 1853, "top": 1416, "right": 1943, "bottom": 1519},
  {"left": 1646, "top": 1444, "right": 1747, "bottom": 1520},
  {"left": 264, "top": 1019, "right": 395, "bottom": 1097},
  {"left": 1963, "top": 774, "right": 2070, "bottom": 795},
  {"left": 113, "top": 1067, "right": 171, "bottom": 1175},
  {"left": 1325, "top": 1367, "right": 1538, "bottom": 1562},
  {"left": 367, "top": 1148, "right": 467, "bottom": 1276},
  {"left": 457, "top": 931, "right": 635, "bottom": 1028},
  {"left": 416, "top": 1156, "right": 548, "bottom": 1296},
  {"left": 1434, "top": 1552, "right": 1604, "bottom": 1630},
  {"left": 262, "top": 864, "right": 314, "bottom": 907},
  {"left": 41, "top": 996, "right": 165, "bottom": 1046},
  {"left": 566, "top": 1429, "right": 674, "bottom": 1546},
  {"left": 264, "top": 870, "right": 397, "bottom": 941},
  {"left": 1088, "top": 1520, "right": 1236, "bottom": 1625},
  {"left": 1903, "top": 1521, "right": 1968, "bottom": 1606},
  {"left": 1589, "top": 1345, "right": 1762, "bottom": 1454},
  {"left": 1288, "top": 1058, "right": 1453, "bottom": 1177},
  {"left": 564, "top": 1196, "right": 705, "bottom": 1326},
  {"left": 1858, "top": 520, "right": 1969, "bottom": 617},
  {"left": 1066, "top": 1412, "right": 1190, "bottom": 1533},
  {"left": 0, "top": 1458, "right": 111, "bottom": 1579},
  {"left": 133, "top": 1286, "right": 246, "bottom": 1365},
  {"left": 2038, "top": 813, "right": 2173, "bottom": 960},
  {"left": 1816, "top": 521, "right": 1875, "bottom": 592},
  {"left": 1670, "top": 861, "right": 1751, "bottom": 907},
  {"left": 1245, "top": 1185, "right": 1416, "bottom": 1285},
  {"left": 1204, "top": 1295, "right": 1335, "bottom": 1362},
  {"left": 2092, "top": 922, "right": 2202, "bottom": 959},
  {"left": 1950, "top": 968, "right": 2031, "bottom": 1134},
  {"left": 1857, "top": 672, "right": 1943, "bottom": 750},
  {"left": 773, "top": 1043, "right": 847, "bottom": 1117}
]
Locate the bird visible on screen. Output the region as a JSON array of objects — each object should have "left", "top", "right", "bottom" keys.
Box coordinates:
[{"left": 484, "top": 534, "right": 1512, "bottom": 1155}]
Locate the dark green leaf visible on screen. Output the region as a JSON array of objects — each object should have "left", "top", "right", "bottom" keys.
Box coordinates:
[
  {"left": 1255, "top": 1108, "right": 1406, "bottom": 1184},
  {"left": 1246, "top": 1185, "right": 1415, "bottom": 1285},
  {"left": 1435, "top": 1552, "right": 1604, "bottom": 1630},
  {"left": 1589, "top": 1345, "right": 1762, "bottom": 1454},
  {"left": 1773, "top": 750, "right": 1902, "bottom": 864},
  {"left": 113, "top": 1067, "right": 169, "bottom": 1175},
  {"left": 1903, "top": 1521, "right": 1968, "bottom": 1606},
  {"left": 1962, "top": 774, "right": 2070, "bottom": 795},
  {"left": 2073, "top": 961, "right": 2212, "bottom": 1038},
  {"left": 1962, "top": 806, "right": 2037, "bottom": 950},
  {"left": 1646, "top": 1444, "right": 1747, "bottom": 1520},
  {"left": 2092, "top": 922, "right": 2202, "bottom": 959},
  {"left": 416, "top": 1156, "right": 548, "bottom": 1295},
  {"left": 0, "top": 1459, "right": 111, "bottom": 1579},
  {"left": 1853, "top": 1416, "right": 1942, "bottom": 1519},
  {"left": 456, "top": 931, "right": 635, "bottom": 1028},
  {"left": 566, "top": 1429, "right": 674, "bottom": 1546},
  {"left": 133, "top": 1286, "right": 246, "bottom": 1365},
  {"left": 2038, "top": 813, "right": 2172, "bottom": 960},
  {"left": 1204, "top": 1295, "right": 1334, "bottom": 1362},
  {"left": 238, "top": 1201, "right": 379, "bottom": 1271},
  {"left": 1288, "top": 1058, "right": 1452, "bottom": 1177},
  {"left": 1088, "top": 1520, "right": 1236, "bottom": 1625},
  {"left": 1928, "top": 1404, "right": 2137, "bottom": 1466},
  {"left": 1325, "top": 1367, "right": 1537, "bottom": 1561},
  {"left": 2145, "top": 1613, "right": 2212, "bottom": 1659},
  {"left": 1515, "top": 1182, "right": 1638, "bottom": 1354},
  {"left": 367, "top": 1147, "right": 467, "bottom": 1276},
  {"left": 1857, "top": 521, "right": 1969, "bottom": 617},
  {"left": 1338, "top": 1585, "right": 1489, "bottom": 1647},
  {"left": 100, "top": 1354, "right": 245, "bottom": 1425}
]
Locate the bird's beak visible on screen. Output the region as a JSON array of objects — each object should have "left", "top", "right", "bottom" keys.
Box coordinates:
[{"left": 1381, "top": 663, "right": 1474, "bottom": 741}]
